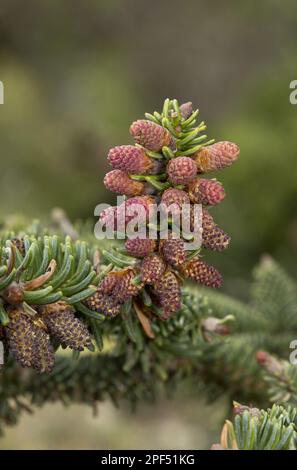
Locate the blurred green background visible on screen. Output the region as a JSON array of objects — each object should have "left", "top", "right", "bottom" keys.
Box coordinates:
[{"left": 1, "top": 0, "right": 297, "bottom": 449}]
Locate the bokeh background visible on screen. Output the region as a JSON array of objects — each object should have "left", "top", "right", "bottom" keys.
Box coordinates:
[{"left": 0, "top": 0, "right": 297, "bottom": 449}]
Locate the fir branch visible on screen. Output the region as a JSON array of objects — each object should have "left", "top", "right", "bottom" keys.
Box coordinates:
[
  {"left": 251, "top": 255, "right": 297, "bottom": 331},
  {"left": 257, "top": 352, "right": 297, "bottom": 405},
  {"left": 1, "top": 256, "right": 297, "bottom": 435},
  {"left": 213, "top": 403, "right": 297, "bottom": 450}
]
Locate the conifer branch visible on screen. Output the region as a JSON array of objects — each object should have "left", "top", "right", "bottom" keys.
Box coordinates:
[
  {"left": 212, "top": 403, "right": 297, "bottom": 450},
  {"left": 3, "top": 99, "right": 296, "bottom": 446}
]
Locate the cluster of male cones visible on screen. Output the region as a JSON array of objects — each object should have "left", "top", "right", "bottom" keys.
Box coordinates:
[
  {"left": 0, "top": 235, "right": 97, "bottom": 373},
  {"left": 2, "top": 301, "right": 92, "bottom": 374},
  {"left": 86, "top": 98, "right": 239, "bottom": 321}
]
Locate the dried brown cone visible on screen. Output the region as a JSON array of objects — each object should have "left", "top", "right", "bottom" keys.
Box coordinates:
[
  {"left": 167, "top": 156, "right": 197, "bottom": 185},
  {"left": 129, "top": 120, "right": 172, "bottom": 152},
  {"left": 194, "top": 141, "right": 240, "bottom": 173},
  {"left": 104, "top": 170, "right": 145, "bottom": 196},
  {"left": 202, "top": 209, "right": 230, "bottom": 251},
  {"left": 125, "top": 237, "right": 157, "bottom": 258},
  {"left": 41, "top": 302, "right": 93, "bottom": 351},
  {"left": 160, "top": 238, "right": 186, "bottom": 268},
  {"left": 153, "top": 270, "right": 182, "bottom": 319},
  {"left": 140, "top": 254, "right": 166, "bottom": 285},
  {"left": 5, "top": 307, "right": 55, "bottom": 373},
  {"left": 108, "top": 145, "right": 162, "bottom": 175},
  {"left": 188, "top": 178, "right": 225, "bottom": 206},
  {"left": 180, "top": 257, "right": 223, "bottom": 288}
]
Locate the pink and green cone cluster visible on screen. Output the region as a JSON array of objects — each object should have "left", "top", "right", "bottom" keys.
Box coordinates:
[{"left": 92, "top": 98, "right": 239, "bottom": 326}]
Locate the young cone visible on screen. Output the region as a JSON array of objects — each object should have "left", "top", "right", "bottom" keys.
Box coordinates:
[
  {"left": 125, "top": 238, "right": 157, "bottom": 258},
  {"left": 117, "top": 196, "right": 155, "bottom": 227},
  {"left": 100, "top": 196, "right": 155, "bottom": 233},
  {"left": 112, "top": 268, "right": 143, "bottom": 303},
  {"left": 130, "top": 120, "right": 173, "bottom": 152},
  {"left": 85, "top": 289, "right": 122, "bottom": 318},
  {"left": 104, "top": 170, "right": 145, "bottom": 196},
  {"left": 88, "top": 268, "right": 143, "bottom": 314},
  {"left": 160, "top": 238, "right": 186, "bottom": 268},
  {"left": 140, "top": 254, "right": 166, "bottom": 285},
  {"left": 188, "top": 178, "right": 225, "bottom": 206},
  {"left": 161, "top": 188, "right": 190, "bottom": 216},
  {"left": 108, "top": 145, "right": 162, "bottom": 175},
  {"left": 180, "top": 102, "right": 193, "bottom": 120},
  {"left": 41, "top": 302, "right": 93, "bottom": 352},
  {"left": 203, "top": 224, "right": 231, "bottom": 252},
  {"left": 167, "top": 156, "right": 197, "bottom": 185},
  {"left": 202, "top": 209, "right": 230, "bottom": 251},
  {"left": 180, "top": 257, "right": 223, "bottom": 288},
  {"left": 153, "top": 271, "right": 182, "bottom": 319},
  {"left": 99, "top": 271, "right": 119, "bottom": 294},
  {"left": 194, "top": 141, "right": 240, "bottom": 173}
]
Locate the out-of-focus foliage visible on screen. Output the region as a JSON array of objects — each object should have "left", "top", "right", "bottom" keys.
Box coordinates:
[{"left": 214, "top": 64, "right": 297, "bottom": 286}]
